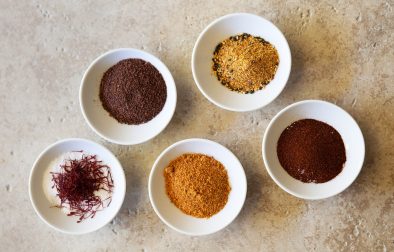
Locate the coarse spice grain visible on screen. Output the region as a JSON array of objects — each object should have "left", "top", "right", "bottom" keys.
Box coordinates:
[
  {"left": 99, "top": 58, "right": 167, "bottom": 125},
  {"left": 277, "top": 119, "right": 346, "bottom": 183},
  {"left": 164, "top": 153, "right": 231, "bottom": 218},
  {"left": 212, "top": 33, "right": 279, "bottom": 94}
]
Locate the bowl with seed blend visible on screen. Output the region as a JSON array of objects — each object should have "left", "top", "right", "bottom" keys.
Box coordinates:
[
  {"left": 192, "top": 13, "right": 291, "bottom": 112},
  {"left": 149, "top": 138, "right": 247, "bottom": 236},
  {"left": 262, "top": 100, "right": 365, "bottom": 200},
  {"left": 29, "top": 138, "right": 126, "bottom": 234},
  {"left": 80, "top": 48, "right": 177, "bottom": 145}
]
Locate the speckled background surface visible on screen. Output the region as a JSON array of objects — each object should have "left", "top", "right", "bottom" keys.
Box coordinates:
[{"left": 1, "top": 0, "right": 393, "bottom": 251}]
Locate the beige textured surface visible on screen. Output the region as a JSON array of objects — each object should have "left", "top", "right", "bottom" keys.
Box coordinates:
[{"left": 1, "top": 0, "right": 393, "bottom": 251}]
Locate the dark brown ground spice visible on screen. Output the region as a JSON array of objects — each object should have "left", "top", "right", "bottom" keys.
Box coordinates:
[
  {"left": 164, "top": 153, "right": 231, "bottom": 218},
  {"left": 277, "top": 119, "right": 346, "bottom": 183},
  {"left": 99, "top": 58, "right": 167, "bottom": 125}
]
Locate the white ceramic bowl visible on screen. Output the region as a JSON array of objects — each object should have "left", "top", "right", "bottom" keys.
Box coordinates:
[
  {"left": 149, "top": 138, "right": 247, "bottom": 236},
  {"left": 262, "top": 100, "right": 365, "bottom": 200},
  {"left": 80, "top": 48, "right": 177, "bottom": 145},
  {"left": 29, "top": 138, "right": 126, "bottom": 234},
  {"left": 192, "top": 13, "right": 291, "bottom": 112}
]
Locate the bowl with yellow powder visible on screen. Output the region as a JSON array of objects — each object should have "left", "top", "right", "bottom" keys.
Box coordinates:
[
  {"left": 148, "top": 138, "right": 247, "bottom": 236},
  {"left": 192, "top": 13, "right": 291, "bottom": 112}
]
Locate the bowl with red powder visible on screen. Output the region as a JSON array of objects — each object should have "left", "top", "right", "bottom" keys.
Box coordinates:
[
  {"left": 262, "top": 100, "right": 365, "bottom": 200},
  {"left": 80, "top": 48, "right": 177, "bottom": 145},
  {"left": 29, "top": 138, "right": 126, "bottom": 234},
  {"left": 149, "top": 138, "right": 247, "bottom": 236}
]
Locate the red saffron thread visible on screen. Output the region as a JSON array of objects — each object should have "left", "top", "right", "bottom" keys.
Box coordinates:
[{"left": 50, "top": 152, "right": 114, "bottom": 223}]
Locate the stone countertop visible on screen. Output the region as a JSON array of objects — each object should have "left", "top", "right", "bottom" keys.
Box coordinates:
[{"left": 1, "top": 0, "right": 393, "bottom": 251}]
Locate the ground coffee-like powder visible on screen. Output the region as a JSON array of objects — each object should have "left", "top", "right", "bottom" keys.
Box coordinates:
[
  {"left": 164, "top": 153, "right": 231, "bottom": 218},
  {"left": 99, "top": 58, "right": 167, "bottom": 125},
  {"left": 277, "top": 119, "right": 346, "bottom": 183}
]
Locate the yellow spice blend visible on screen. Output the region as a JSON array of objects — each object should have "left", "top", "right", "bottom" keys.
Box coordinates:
[{"left": 212, "top": 33, "right": 279, "bottom": 93}]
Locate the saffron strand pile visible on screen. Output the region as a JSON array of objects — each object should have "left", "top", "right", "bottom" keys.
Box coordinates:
[{"left": 51, "top": 152, "right": 114, "bottom": 223}]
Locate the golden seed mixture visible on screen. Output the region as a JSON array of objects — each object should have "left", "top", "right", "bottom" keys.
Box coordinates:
[
  {"left": 212, "top": 33, "right": 279, "bottom": 93},
  {"left": 164, "top": 153, "right": 231, "bottom": 218}
]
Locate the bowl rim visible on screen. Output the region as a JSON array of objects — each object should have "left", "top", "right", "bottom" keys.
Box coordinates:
[
  {"left": 148, "top": 138, "right": 247, "bottom": 236},
  {"left": 79, "top": 48, "right": 177, "bottom": 145},
  {"left": 262, "top": 99, "right": 365, "bottom": 200},
  {"left": 191, "top": 12, "right": 292, "bottom": 112},
  {"left": 28, "top": 138, "right": 126, "bottom": 234}
]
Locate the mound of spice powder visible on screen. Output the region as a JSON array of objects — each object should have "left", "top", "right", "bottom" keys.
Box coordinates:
[
  {"left": 164, "top": 153, "right": 231, "bottom": 218},
  {"left": 277, "top": 119, "right": 346, "bottom": 183},
  {"left": 99, "top": 58, "right": 167, "bottom": 125},
  {"left": 50, "top": 152, "right": 114, "bottom": 223},
  {"left": 212, "top": 33, "right": 279, "bottom": 94}
]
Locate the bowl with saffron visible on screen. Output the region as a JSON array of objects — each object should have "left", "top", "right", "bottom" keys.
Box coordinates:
[
  {"left": 262, "top": 100, "right": 365, "bottom": 200},
  {"left": 29, "top": 138, "right": 126, "bottom": 234},
  {"left": 149, "top": 138, "right": 247, "bottom": 236},
  {"left": 192, "top": 13, "right": 291, "bottom": 112},
  {"left": 80, "top": 48, "right": 177, "bottom": 145}
]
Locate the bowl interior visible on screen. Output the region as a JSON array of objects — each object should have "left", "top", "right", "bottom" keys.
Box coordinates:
[
  {"left": 29, "top": 139, "right": 126, "bottom": 234},
  {"left": 263, "top": 100, "right": 365, "bottom": 199},
  {"left": 192, "top": 13, "right": 291, "bottom": 111},
  {"left": 80, "top": 48, "right": 177, "bottom": 145},
  {"left": 149, "top": 139, "right": 247, "bottom": 235}
]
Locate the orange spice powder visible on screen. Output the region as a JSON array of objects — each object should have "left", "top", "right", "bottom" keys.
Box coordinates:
[{"left": 164, "top": 153, "right": 231, "bottom": 218}]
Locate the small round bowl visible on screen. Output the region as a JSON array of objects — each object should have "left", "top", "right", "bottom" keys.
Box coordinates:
[
  {"left": 80, "top": 48, "right": 177, "bottom": 145},
  {"left": 192, "top": 13, "right": 291, "bottom": 112},
  {"left": 149, "top": 138, "right": 247, "bottom": 236},
  {"left": 262, "top": 100, "right": 365, "bottom": 200},
  {"left": 29, "top": 138, "right": 126, "bottom": 234}
]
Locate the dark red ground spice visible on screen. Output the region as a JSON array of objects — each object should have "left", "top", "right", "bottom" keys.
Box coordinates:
[
  {"left": 99, "top": 58, "right": 167, "bottom": 125},
  {"left": 51, "top": 152, "right": 114, "bottom": 223},
  {"left": 277, "top": 119, "right": 346, "bottom": 183}
]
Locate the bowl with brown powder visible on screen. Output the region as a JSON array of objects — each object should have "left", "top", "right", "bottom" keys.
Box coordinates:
[
  {"left": 262, "top": 100, "right": 365, "bottom": 200},
  {"left": 80, "top": 48, "right": 177, "bottom": 145},
  {"left": 192, "top": 13, "right": 291, "bottom": 112},
  {"left": 149, "top": 138, "right": 247, "bottom": 235}
]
